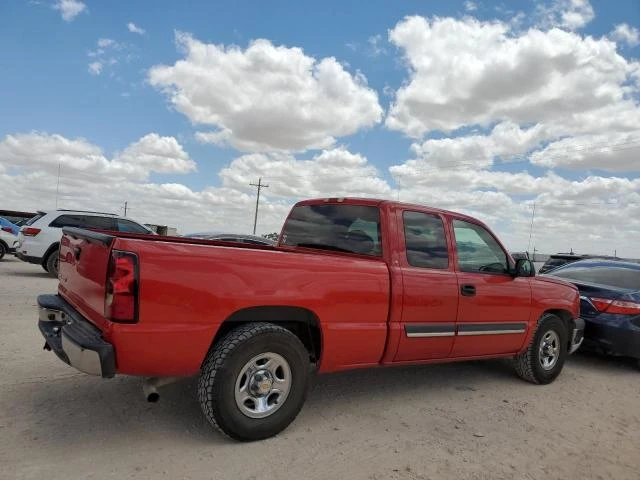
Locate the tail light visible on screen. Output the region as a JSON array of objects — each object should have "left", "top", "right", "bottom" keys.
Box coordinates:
[
  {"left": 590, "top": 297, "right": 640, "bottom": 315},
  {"left": 1, "top": 226, "right": 12, "bottom": 233},
  {"left": 22, "top": 227, "right": 41, "bottom": 236},
  {"left": 105, "top": 250, "right": 139, "bottom": 322}
]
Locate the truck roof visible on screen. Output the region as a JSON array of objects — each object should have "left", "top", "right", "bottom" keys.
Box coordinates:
[{"left": 294, "top": 197, "right": 484, "bottom": 225}]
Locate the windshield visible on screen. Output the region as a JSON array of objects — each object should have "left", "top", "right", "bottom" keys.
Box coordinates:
[{"left": 281, "top": 204, "right": 381, "bottom": 257}]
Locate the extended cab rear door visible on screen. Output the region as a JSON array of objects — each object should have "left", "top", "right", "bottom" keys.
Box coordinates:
[
  {"left": 450, "top": 218, "right": 532, "bottom": 357},
  {"left": 393, "top": 208, "right": 459, "bottom": 361}
]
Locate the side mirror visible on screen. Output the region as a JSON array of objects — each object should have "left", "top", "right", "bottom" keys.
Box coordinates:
[{"left": 514, "top": 258, "right": 535, "bottom": 277}]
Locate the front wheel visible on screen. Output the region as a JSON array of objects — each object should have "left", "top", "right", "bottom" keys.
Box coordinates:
[
  {"left": 198, "top": 323, "right": 310, "bottom": 441},
  {"left": 514, "top": 313, "right": 568, "bottom": 384}
]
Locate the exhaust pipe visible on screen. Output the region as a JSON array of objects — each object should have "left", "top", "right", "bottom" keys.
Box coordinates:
[{"left": 142, "top": 376, "right": 181, "bottom": 402}]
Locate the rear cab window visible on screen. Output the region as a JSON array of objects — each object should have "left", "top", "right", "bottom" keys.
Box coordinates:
[{"left": 281, "top": 204, "right": 382, "bottom": 256}]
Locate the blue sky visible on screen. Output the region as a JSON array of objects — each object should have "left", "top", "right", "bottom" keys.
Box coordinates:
[{"left": 1, "top": 0, "right": 639, "bottom": 255}]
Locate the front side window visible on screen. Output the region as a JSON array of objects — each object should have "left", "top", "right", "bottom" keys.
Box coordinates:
[
  {"left": 84, "top": 216, "right": 116, "bottom": 230},
  {"left": 453, "top": 219, "right": 508, "bottom": 274},
  {"left": 403, "top": 211, "right": 448, "bottom": 269},
  {"left": 281, "top": 204, "right": 381, "bottom": 256}
]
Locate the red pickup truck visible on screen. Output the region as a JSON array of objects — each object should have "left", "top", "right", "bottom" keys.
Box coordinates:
[{"left": 37, "top": 197, "right": 584, "bottom": 441}]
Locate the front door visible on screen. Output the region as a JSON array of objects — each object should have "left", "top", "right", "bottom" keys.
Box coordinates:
[
  {"left": 450, "top": 219, "right": 532, "bottom": 357},
  {"left": 394, "top": 210, "right": 459, "bottom": 361}
]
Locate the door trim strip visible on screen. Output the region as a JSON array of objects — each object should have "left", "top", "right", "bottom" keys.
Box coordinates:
[
  {"left": 457, "top": 322, "right": 527, "bottom": 336},
  {"left": 404, "top": 322, "right": 527, "bottom": 338},
  {"left": 405, "top": 323, "right": 456, "bottom": 338}
]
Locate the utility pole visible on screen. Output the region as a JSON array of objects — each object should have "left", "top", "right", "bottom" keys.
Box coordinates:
[
  {"left": 527, "top": 202, "right": 536, "bottom": 253},
  {"left": 55, "top": 162, "right": 61, "bottom": 209},
  {"left": 250, "top": 178, "right": 269, "bottom": 235},
  {"left": 124, "top": 201, "right": 128, "bottom": 216}
]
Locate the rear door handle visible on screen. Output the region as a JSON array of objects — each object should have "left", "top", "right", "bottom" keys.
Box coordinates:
[{"left": 461, "top": 284, "right": 476, "bottom": 297}]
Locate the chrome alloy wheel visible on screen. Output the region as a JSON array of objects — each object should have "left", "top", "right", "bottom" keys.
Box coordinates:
[
  {"left": 234, "top": 352, "right": 292, "bottom": 419},
  {"left": 539, "top": 330, "right": 560, "bottom": 370}
]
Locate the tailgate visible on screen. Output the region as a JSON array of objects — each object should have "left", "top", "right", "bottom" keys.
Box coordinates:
[{"left": 58, "top": 227, "right": 115, "bottom": 331}]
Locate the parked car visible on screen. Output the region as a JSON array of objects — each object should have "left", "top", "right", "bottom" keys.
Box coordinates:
[
  {"left": 184, "top": 232, "right": 277, "bottom": 246},
  {"left": 0, "top": 216, "right": 21, "bottom": 235},
  {"left": 544, "top": 259, "right": 640, "bottom": 369},
  {"left": 36, "top": 197, "right": 583, "bottom": 441},
  {"left": 538, "top": 253, "right": 592, "bottom": 274},
  {"left": 15, "top": 209, "right": 154, "bottom": 278},
  {"left": 0, "top": 227, "right": 18, "bottom": 260}
]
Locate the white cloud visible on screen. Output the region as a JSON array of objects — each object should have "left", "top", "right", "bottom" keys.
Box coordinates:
[
  {"left": 127, "top": 22, "right": 146, "bottom": 35},
  {"left": 219, "top": 147, "right": 392, "bottom": 199},
  {"left": 464, "top": 1, "right": 478, "bottom": 12},
  {"left": 113, "top": 133, "right": 196, "bottom": 174},
  {"left": 87, "top": 38, "right": 132, "bottom": 77},
  {"left": 0, "top": 132, "right": 195, "bottom": 183},
  {"left": 367, "top": 34, "right": 387, "bottom": 57},
  {"left": 536, "top": 0, "right": 595, "bottom": 30},
  {"left": 88, "top": 62, "right": 103, "bottom": 75},
  {"left": 530, "top": 131, "right": 640, "bottom": 172},
  {"left": 149, "top": 33, "right": 383, "bottom": 152},
  {"left": 98, "top": 38, "right": 115, "bottom": 48},
  {"left": 53, "top": 0, "right": 86, "bottom": 22},
  {"left": 610, "top": 23, "right": 640, "bottom": 47},
  {"left": 386, "top": 16, "right": 636, "bottom": 137}
]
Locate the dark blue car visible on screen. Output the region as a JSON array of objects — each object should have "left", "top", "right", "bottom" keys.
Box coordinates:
[{"left": 544, "top": 259, "right": 640, "bottom": 369}]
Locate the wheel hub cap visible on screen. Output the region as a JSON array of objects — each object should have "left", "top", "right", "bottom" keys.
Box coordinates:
[
  {"left": 234, "top": 352, "right": 292, "bottom": 419},
  {"left": 539, "top": 330, "right": 560, "bottom": 371}
]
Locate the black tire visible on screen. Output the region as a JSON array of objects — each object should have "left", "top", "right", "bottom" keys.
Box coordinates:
[
  {"left": 198, "top": 322, "right": 310, "bottom": 441},
  {"left": 514, "top": 313, "right": 568, "bottom": 384},
  {"left": 45, "top": 249, "right": 59, "bottom": 278},
  {"left": 0, "top": 241, "right": 6, "bottom": 261}
]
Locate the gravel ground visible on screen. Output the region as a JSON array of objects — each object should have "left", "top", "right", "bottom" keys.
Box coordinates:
[{"left": 1, "top": 255, "right": 639, "bottom": 480}]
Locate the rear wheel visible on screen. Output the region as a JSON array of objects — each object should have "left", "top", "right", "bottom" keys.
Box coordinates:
[
  {"left": 45, "top": 249, "right": 59, "bottom": 278},
  {"left": 0, "top": 242, "right": 7, "bottom": 260},
  {"left": 514, "top": 313, "right": 568, "bottom": 384},
  {"left": 198, "top": 323, "right": 310, "bottom": 441}
]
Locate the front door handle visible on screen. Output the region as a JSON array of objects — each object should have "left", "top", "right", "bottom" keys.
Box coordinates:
[{"left": 461, "top": 284, "right": 476, "bottom": 297}]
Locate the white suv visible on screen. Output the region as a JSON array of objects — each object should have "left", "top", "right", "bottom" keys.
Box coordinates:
[
  {"left": 16, "top": 209, "right": 154, "bottom": 278},
  {"left": 0, "top": 228, "right": 17, "bottom": 260}
]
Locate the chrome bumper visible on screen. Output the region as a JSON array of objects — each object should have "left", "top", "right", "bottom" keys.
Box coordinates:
[{"left": 37, "top": 294, "right": 115, "bottom": 378}]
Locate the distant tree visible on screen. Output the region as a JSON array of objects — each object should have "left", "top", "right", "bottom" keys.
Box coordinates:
[{"left": 262, "top": 232, "right": 279, "bottom": 241}]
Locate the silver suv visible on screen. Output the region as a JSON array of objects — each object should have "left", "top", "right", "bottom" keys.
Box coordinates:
[{"left": 16, "top": 209, "right": 154, "bottom": 278}]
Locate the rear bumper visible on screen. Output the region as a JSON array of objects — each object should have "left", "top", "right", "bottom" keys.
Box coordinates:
[
  {"left": 37, "top": 294, "right": 116, "bottom": 378},
  {"left": 583, "top": 315, "right": 640, "bottom": 360},
  {"left": 16, "top": 252, "right": 42, "bottom": 264},
  {"left": 569, "top": 317, "right": 585, "bottom": 354}
]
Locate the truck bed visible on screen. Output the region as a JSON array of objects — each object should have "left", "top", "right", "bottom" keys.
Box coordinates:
[{"left": 57, "top": 227, "right": 391, "bottom": 376}]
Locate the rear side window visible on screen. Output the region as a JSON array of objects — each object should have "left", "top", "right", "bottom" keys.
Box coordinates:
[
  {"left": 281, "top": 204, "right": 381, "bottom": 256},
  {"left": 403, "top": 211, "right": 448, "bottom": 269},
  {"left": 117, "top": 219, "right": 150, "bottom": 234},
  {"left": 25, "top": 213, "right": 45, "bottom": 226},
  {"left": 550, "top": 265, "right": 640, "bottom": 290},
  {"left": 49, "top": 215, "right": 115, "bottom": 230},
  {"left": 49, "top": 215, "right": 87, "bottom": 228}
]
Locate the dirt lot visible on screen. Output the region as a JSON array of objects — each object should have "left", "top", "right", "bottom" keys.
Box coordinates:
[{"left": 1, "top": 256, "right": 639, "bottom": 480}]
